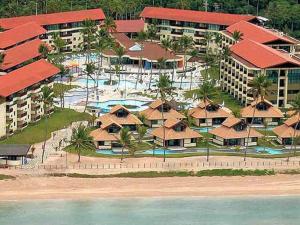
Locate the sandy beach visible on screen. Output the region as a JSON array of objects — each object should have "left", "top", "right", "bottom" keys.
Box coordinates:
[{"left": 0, "top": 174, "right": 299, "bottom": 201}]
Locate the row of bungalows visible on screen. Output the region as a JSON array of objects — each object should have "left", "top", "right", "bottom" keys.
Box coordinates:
[{"left": 90, "top": 99, "right": 299, "bottom": 150}]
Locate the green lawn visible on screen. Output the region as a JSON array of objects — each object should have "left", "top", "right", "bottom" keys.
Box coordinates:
[{"left": 0, "top": 109, "right": 91, "bottom": 145}]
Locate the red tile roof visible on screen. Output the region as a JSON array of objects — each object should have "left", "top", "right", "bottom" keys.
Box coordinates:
[
  {"left": 140, "top": 7, "right": 256, "bottom": 26},
  {"left": 0, "top": 59, "right": 60, "bottom": 97},
  {"left": 0, "top": 22, "right": 46, "bottom": 49},
  {"left": 115, "top": 20, "right": 144, "bottom": 33},
  {"left": 226, "top": 21, "right": 297, "bottom": 44},
  {"left": 230, "top": 39, "right": 300, "bottom": 68},
  {"left": 0, "top": 39, "right": 43, "bottom": 71},
  {"left": 0, "top": 9, "right": 105, "bottom": 29}
]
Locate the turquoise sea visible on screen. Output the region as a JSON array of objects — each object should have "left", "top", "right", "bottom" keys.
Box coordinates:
[{"left": 0, "top": 197, "right": 299, "bottom": 225}]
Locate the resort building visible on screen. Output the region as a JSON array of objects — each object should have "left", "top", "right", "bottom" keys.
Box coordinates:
[
  {"left": 188, "top": 99, "right": 232, "bottom": 127},
  {"left": 140, "top": 99, "right": 186, "bottom": 128},
  {"left": 220, "top": 39, "right": 300, "bottom": 107},
  {"left": 0, "top": 144, "right": 31, "bottom": 166},
  {"left": 273, "top": 115, "right": 300, "bottom": 145},
  {"left": 0, "top": 9, "right": 105, "bottom": 52},
  {"left": 96, "top": 105, "right": 142, "bottom": 131},
  {"left": 115, "top": 19, "right": 144, "bottom": 38},
  {"left": 222, "top": 21, "right": 300, "bottom": 53},
  {"left": 0, "top": 59, "right": 60, "bottom": 138},
  {"left": 152, "top": 118, "right": 202, "bottom": 147},
  {"left": 241, "top": 97, "right": 284, "bottom": 126},
  {"left": 140, "top": 7, "right": 258, "bottom": 53},
  {"left": 104, "top": 33, "right": 183, "bottom": 69},
  {"left": 209, "top": 117, "right": 263, "bottom": 146}
]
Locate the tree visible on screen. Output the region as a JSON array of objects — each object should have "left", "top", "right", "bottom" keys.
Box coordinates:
[
  {"left": 69, "top": 124, "right": 94, "bottom": 163},
  {"left": 289, "top": 93, "right": 300, "bottom": 157},
  {"left": 114, "top": 46, "right": 126, "bottom": 87},
  {"left": 83, "top": 63, "right": 96, "bottom": 112},
  {"left": 135, "top": 31, "right": 148, "bottom": 89},
  {"left": 204, "top": 31, "right": 213, "bottom": 50},
  {"left": 194, "top": 81, "right": 217, "bottom": 162},
  {"left": 219, "top": 46, "right": 231, "bottom": 80},
  {"left": 38, "top": 43, "right": 50, "bottom": 59},
  {"left": 156, "top": 74, "right": 174, "bottom": 162},
  {"left": 80, "top": 19, "right": 96, "bottom": 63},
  {"left": 147, "top": 24, "right": 158, "bottom": 42},
  {"left": 171, "top": 41, "right": 181, "bottom": 84},
  {"left": 119, "top": 127, "right": 131, "bottom": 162},
  {"left": 244, "top": 74, "right": 272, "bottom": 161},
  {"left": 232, "top": 30, "right": 243, "bottom": 43},
  {"left": 41, "top": 86, "right": 53, "bottom": 164},
  {"left": 137, "top": 125, "right": 147, "bottom": 143},
  {"left": 188, "top": 49, "right": 199, "bottom": 90},
  {"left": 157, "top": 57, "right": 167, "bottom": 76},
  {"left": 102, "top": 17, "right": 117, "bottom": 33},
  {"left": 179, "top": 35, "right": 194, "bottom": 89}
]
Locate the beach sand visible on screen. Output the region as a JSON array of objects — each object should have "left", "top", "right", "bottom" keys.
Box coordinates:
[{"left": 0, "top": 174, "right": 299, "bottom": 201}]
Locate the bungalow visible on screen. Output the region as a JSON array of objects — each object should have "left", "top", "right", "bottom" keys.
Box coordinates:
[
  {"left": 139, "top": 99, "right": 186, "bottom": 128},
  {"left": 0, "top": 144, "right": 31, "bottom": 166},
  {"left": 188, "top": 99, "right": 232, "bottom": 127},
  {"left": 90, "top": 120, "right": 122, "bottom": 149},
  {"left": 241, "top": 97, "right": 284, "bottom": 126},
  {"left": 96, "top": 105, "right": 142, "bottom": 131},
  {"left": 152, "top": 118, "right": 202, "bottom": 147},
  {"left": 209, "top": 117, "right": 263, "bottom": 146},
  {"left": 273, "top": 114, "right": 300, "bottom": 145}
]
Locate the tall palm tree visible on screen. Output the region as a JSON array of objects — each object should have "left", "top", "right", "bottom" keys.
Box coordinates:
[
  {"left": 194, "top": 81, "right": 217, "bottom": 162},
  {"left": 290, "top": 93, "right": 300, "bottom": 157},
  {"left": 114, "top": 46, "right": 126, "bottom": 87},
  {"left": 156, "top": 74, "right": 174, "bottom": 162},
  {"left": 102, "top": 17, "right": 117, "bottom": 33},
  {"left": 171, "top": 41, "right": 181, "bottom": 84},
  {"left": 146, "top": 24, "right": 158, "bottom": 42},
  {"left": 70, "top": 124, "right": 94, "bottom": 163},
  {"left": 232, "top": 30, "right": 243, "bottom": 43},
  {"left": 219, "top": 46, "right": 231, "bottom": 80},
  {"left": 80, "top": 19, "right": 96, "bottom": 64},
  {"left": 204, "top": 31, "right": 213, "bottom": 50},
  {"left": 244, "top": 74, "right": 272, "bottom": 161},
  {"left": 38, "top": 43, "right": 50, "bottom": 59},
  {"left": 135, "top": 31, "right": 148, "bottom": 89},
  {"left": 188, "top": 49, "right": 199, "bottom": 90},
  {"left": 41, "top": 86, "right": 53, "bottom": 164},
  {"left": 179, "top": 35, "right": 194, "bottom": 89},
  {"left": 119, "top": 127, "right": 131, "bottom": 162},
  {"left": 83, "top": 63, "right": 96, "bottom": 112},
  {"left": 157, "top": 57, "right": 167, "bottom": 76}
]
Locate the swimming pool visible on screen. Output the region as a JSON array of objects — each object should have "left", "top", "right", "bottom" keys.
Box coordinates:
[
  {"left": 255, "top": 147, "right": 283, "bottom": 155},
  {"left": 192, "top": 127, "right": 212, "bottom": 133},
  {"left": 90, "top": 99, "right": 151, "bottom": 112}
]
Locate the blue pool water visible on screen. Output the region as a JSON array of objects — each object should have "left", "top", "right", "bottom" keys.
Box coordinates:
[
  {"left": 1, "top": 197, "right": 299, "bottom": 225},
  {"left": 90, "top": 99, "right": 150, "bottom": 112},
  {"left": 255, "top": 147, "right": 283, "bottom": 155},
  {"left": 193, "top": 127, "right": 212, "bottom": 133}
]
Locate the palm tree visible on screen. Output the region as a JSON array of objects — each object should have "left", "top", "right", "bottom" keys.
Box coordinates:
[
  {"left": 41, "top": 86, "right": 53, "bottom": 164},
  {"left": 83, "top": 63, "right": 96, "bottom": 112},
  {"left": 114, "top": 46, "right": 126, "bottom": 86},
  {"left": 80, "top": 19, "right": 96, "bottom": 63},
  {"left": 102, "top": 17, "right": 117, "bottom": 33},
  {"left": 244, "top": 74, "right": 272, "bottom": 161},
  {"left": 232, "top": 30, "right": 243, "bottom": 43},
  {"left": 194, "top": 81, "right": 218, "bottom": 162},
  {"left": 147, "top": 24, "right": 158, "bottom": 42},
  {"left": 156, "top": 74, "right": 174, "bottom": 162},
  {"left": 157, "top": 57, "right": 167, "bottom": 76},
  {"left": 290, "top": 93, "right": 300, "bottom": 157},
  {"left": 38, "top": 43, "right": 50, "bottom": 59},
  {"left": 188, "top": 49, "right": 199, "bottom": 90},
  {"left": 220, "top": 46, "right": 231, "bottom": 80},
  {"left": 179, "top": 35, "right": 194, "bottom": 89},
  {"left": 137, "top": 125, "right": 147, "bottom": 143},
  {"left": 171, "top": 41, "right": 181, "bottom": 84},
  {"left": 204, "top": 31, "right": 213, "bottom": 50},
  {"left": 119, "top": 127, "right": 131, "bottom": 162},
  {"left": 69, "top": 124, "right": 94, "bottom": 163},
  {"left": 135, "top": 31, "right": 148, "bottom": 89}
]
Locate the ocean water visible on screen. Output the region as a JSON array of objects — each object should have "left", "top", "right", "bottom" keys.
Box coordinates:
[{"left": 0, "top": 197, "right": 299, "bottom": 225}]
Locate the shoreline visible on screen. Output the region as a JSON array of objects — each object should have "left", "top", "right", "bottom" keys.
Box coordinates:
[{"left": 1, "top": 174, "right": 300, "bottom": 201}]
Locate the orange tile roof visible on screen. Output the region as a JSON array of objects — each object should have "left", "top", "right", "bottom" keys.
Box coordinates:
[
  {"left": 230, "top": 39, "right": 300, "bottom": 68},
  {"left": 241, "top": 98, "right": 284, "bottom": 118},
  {"left": 90, "top": 128, "right": 120, "bottom": 141},
  {"left": 226, "top": 21, "right": 297, "bottom": 44},
  {"left": 0, "top": 59, "right": 60, "bottom": 97},
  {"left": 105, "top": 33, "right": 181, "bottom": 61},
  {"left": 0, "top": 39, "right": 43, "bottom": 71},
  {"left": 189, "top": 101, "right": 232, "bottom": 119},
  {"left": 140, "top": 7, "right": 256, "bottom": 26},
  {"left": 0, "top": 22, "right": 46, "bottom": 49},
  {"left": 140, "top": 107, "right": 186, "bottom": 121},
  {"left": 209, "top": 118, "right": 263, "bottom": 139},
  {"left": 115, "top": 20, "right": 144, "bottom": 33},
  {"left": 97, "top": 105, "right": 142, "bottom": 127},
  {"left": 273, "top": 115, "right": 300, "bottom": 138},
  {"left": 0, "top": 9, "right": 105, "bottom": 29},
  {"left": 152, "top": 119, "right": 202, "bottom": 140}
]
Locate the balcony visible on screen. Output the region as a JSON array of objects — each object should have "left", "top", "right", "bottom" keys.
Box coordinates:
[
  {"left": 171, "top": 30, "right": 183, "bottom": 35},
  {"left": 17, "top": 121, "right": 28, "bottom": 129},
  {"left": 195, "top": 32, "right": 205, "bottom": 37}
]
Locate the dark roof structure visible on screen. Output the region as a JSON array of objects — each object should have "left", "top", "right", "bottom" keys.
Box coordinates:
[{"left": 0, "top": 144, "right": 31, "bottom": 156}]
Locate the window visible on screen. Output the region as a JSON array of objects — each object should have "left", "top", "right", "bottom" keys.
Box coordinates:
[
  {"left": 266, "top": 70, "right": 278, "bottom": 84},
  {"left": 288, "top": 69, "right": 300, "bottom": 83}
]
